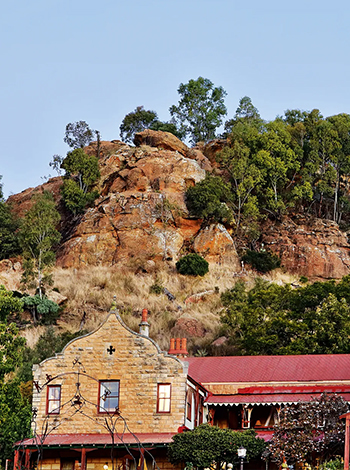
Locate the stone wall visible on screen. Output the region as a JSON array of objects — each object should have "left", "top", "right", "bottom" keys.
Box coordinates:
[{"left": 32, "top": 311, "right": 188, "bottom": 435}]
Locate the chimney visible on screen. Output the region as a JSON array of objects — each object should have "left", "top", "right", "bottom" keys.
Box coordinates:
[
  {"left": 168, "top": 338, "right": 188, "bottom": 358},
  {"left": 139, "top": 309, "right": 149, "bottom": 337}
]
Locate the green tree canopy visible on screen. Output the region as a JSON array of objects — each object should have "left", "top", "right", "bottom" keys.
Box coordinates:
[
  {"left": 0, "top": 177, "right": 20, "bottom": 260},
  {"left": 0, "top": 285, "right": 23, "bottom": 322},
  {"left": 220, "top": 276, "right": 350, "bottom": 355},
  {"left": 61, "top": 148, "right": 100, "bottom": 214},
  {"left": 224, "top": 96, "right": 263, "bottom": 135},
  {"left": 64, "top": 121, "right": 96, "bottom": 149},
  {"left": 0, "top": 322, "right": 26, "bottom": 381},
  {"left": 170, "top": 77, "right": 227, "bottom": 144},
  {"left": 19, "top": 191, "right": 61, "bottom": 298},
  {"left": 185, "top": 175, "right": 232, "bottom": 224},
  {"left": 168, "top": 424, "right": 266, "bottom": 470},
  {"left": 120, "top": 106, "right": 158, "bottom": 143}
]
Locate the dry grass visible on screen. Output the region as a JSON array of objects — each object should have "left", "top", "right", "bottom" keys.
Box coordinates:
[{"left": 49, "top": 262, "right": 299, "bottom": 354}]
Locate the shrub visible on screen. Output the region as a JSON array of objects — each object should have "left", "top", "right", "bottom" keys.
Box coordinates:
[
  {"left": 22, "top": 295, "right": 60, "bottom": 325},
  {"left": 149, "top": 278, "right": 163, "bottom": 295},
  {"left": 185, "top": 175, "right": 232, "bottom": 224},
  {"left": 242, "top": 249, "right": 281, "bottom": 273},
  {"left": 176, "top": 254, "right": 209, "bottom": 276}
]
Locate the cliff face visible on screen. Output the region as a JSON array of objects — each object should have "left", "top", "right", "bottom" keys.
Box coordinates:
[
  {"left": 8, "top": 130, "right": 238, "bottom": 269},
  {"left": 7, "top": 131, "right": 350, "bottom": 279},
  {"left": 262, "top": 217, "right": 350, "bottom": 279}
]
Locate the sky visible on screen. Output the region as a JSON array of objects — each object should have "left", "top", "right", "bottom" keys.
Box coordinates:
[{"left": 1, "top": 0, "right": 350, "bottom": 198}]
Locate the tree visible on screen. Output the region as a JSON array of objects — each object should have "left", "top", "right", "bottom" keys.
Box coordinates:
[
  {"left": 185, "top": 175, "right": 232, "bottom": 224},
  {"left": 19, "top": 191, "right": 61, "bottom": 298},
  {"left": 0, "top": 285, "right": 23, "bottom": 322},
  {"left": 149, "top": 120, "right": 185, "bottom": 140},
  {"left": 61, "top": 148, "right": 100, "bottom": 215},
  {"left": 64, "top": 121, "right": 96, "bottom": 149},
  {"left": 224, "top": 96, "right": 263, "bottom": 135},
  {"left": 22, "top": 295, "right": 59, "bottom": 325},
  {"left": 168, "top": 424, "right": 266, "bottom": 470},
  {"left": 120, "top": 106, "right": 158, "bottom": 143},
  {"left": 0, "top": 320, "right": 31, "bottom": 465},
  {"left": 0, "top": 177, "right": 20, "bottom": 260},
  {"left": 0, "top": 322, "right": 26, "bottom": 382},
  {"left": 220, "top": 278, "right": 350, "bottom": 356},
  {"left": 170, "top": 77, "right": 227, "bottom": 144},
  {"left": 265, "top": 393, "right": 347, "bottom": 465},
  {"left": 0, "top": 379, "right": 32, "bottom": 465},
  {"left": 218, "top": 137, "right": 262, "bottom": 234}
]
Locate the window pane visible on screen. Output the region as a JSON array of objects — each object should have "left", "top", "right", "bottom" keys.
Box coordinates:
[
  {"left": 48, "top": 387, "right": 60, "bottom": 400},
  {"left": 99, "top": 381, "right": 119, "bottom": 412},
  {"left": 159, "top": 385, "right": 170, "bottom": 398},
  {"left": 158, "top": 384, "right": 171, "bottom": 412},
  {"left": 47, "top": 386, "right": 61, "bottom": 414}
]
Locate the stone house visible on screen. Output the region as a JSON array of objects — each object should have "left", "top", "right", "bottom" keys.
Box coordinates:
[
  {"left": 17, "top": 308, "right": 206, "bottom": 470},
  {"left": 17, "top": 307, "right": 350, "bottom": 470}
]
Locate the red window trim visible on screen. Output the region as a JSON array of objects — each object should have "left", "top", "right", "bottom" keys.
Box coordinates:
[
  {"left": 98, "top": 380, "right": 120, "bottom": 414},
  {"left": 46, "top": 385, "right": 61, "bottom": 415},
  {"left": 157, "top": 383, "right": 171, "bottom": 414}
]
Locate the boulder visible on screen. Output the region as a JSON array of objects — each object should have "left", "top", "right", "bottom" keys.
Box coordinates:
[
  {"left": 134, "top": 129, "right": 189, "bottom": 155},
  {"left": 0, "top": 259, "right": 23, "bottom": 291},
  {"left": 173, "top": 317, "right": 207, "bottom": 338},
  {"left": 194, "top": 224, "right": 239, "bottom": 264}
]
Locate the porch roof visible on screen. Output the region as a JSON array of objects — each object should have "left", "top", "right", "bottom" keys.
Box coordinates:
[
  {"left": 18, "top": 433, "right": 175, "bottom": 449},
  {"left": 206, "top": 392, "right": 350, "bottom": 406}
]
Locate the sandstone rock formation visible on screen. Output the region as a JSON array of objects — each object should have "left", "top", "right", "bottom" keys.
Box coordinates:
[
  {"left": 6, "top": 132, "right": 237, "bottom": 268},
  {"left": 193, "top": 224, "right": 237, "bottom": 262},
  {"left": 262, "top": 217, "right": 350, "bottom": 279},
  {"left": 0, "top": 259, "right": 23, "bottom": 290}
]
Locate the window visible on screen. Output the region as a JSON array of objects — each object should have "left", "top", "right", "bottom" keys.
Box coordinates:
[
  {"left": 47, "top": 385, "right": 61, "bottom": 414},
  {"left": 157, "top": 384, "right": 171, "bottom": 413},
  {"left": 186, "top": 389, "right": 193, "bottom": 420},
  {"left": 99, "top": 381, "right": 120, "bottom": 413}
]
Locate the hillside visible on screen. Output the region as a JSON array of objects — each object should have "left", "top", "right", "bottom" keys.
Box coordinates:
[{"left": 3, "top": 130, "right": 350, "bottom": 354}]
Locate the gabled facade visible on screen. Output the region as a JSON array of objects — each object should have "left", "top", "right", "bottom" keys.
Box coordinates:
[{"left": 18, "top": 309, "right": 192, "bottom": 470}]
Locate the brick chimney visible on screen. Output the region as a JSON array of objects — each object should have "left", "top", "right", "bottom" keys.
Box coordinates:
[
  {"left": 168, "top": 338, "right": 188, "bottom": 358},
  {"left": 139, "top": 309, "right": 149, "bottom": 337}
]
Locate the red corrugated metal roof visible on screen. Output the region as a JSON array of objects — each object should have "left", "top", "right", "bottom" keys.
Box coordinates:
[
  {"left": 186, "top": 355, "right": 350, "bottom": 384},
  {"left": 237, "top": 385, "right": 350, "bottom": 394},
  {"left": 206, "top": 392, "right": 350, "bottom": 405},
  {"left": 19, "top": 433, "right": 175, "bottom": 448}
]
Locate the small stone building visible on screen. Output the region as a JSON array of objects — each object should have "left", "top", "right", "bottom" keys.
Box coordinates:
[{"left": 17, "top": 308, "right": 204, "bottom": 470}]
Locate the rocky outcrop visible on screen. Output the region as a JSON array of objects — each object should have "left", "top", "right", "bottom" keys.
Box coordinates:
[
  {"left": 194, "top": 224, "right": 238, "bottom": 265},
  {"left": 7, "top": 177, "right": 63, "bottom": 218},
  {"left": 262, "top": 217, "right": 350, "bottom": 279},
  {"left": 21, "top": 132, "right": 234, "bottom": 268},
  {"left": 0, "top": 259, "right": 23, "bottom": 290}
]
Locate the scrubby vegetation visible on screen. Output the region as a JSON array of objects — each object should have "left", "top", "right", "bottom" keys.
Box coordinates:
[{"left": 176, "top": 254, "right": 209, "bottom": 276}]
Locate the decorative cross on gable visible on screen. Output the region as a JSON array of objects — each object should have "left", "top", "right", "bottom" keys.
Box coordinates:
[{"left": 107, "top": 345, "right": 115, "bottom": 355}]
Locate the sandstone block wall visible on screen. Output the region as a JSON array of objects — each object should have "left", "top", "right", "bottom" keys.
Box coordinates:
[{"left": 32, "top": 311, "right": 188, "bottom": 435}]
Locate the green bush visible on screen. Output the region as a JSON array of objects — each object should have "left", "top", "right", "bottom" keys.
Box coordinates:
[
  {"left": 242, "top": 249, "right": 281, "bottom": 273},
  {"left": 176, "top": 254, "right": 209, "bottom": 276},
  {"left": 319, "top": 458, "right": 343, "bottom": 470},
  {"left": 185, "top": 175, "right": 232, "bottom": 224},
  {"left": 22, "top": 295, "right": 60, "bottom": 325},
  {"left": 149, "top": 279, "right": 163, "bottom": 295}
]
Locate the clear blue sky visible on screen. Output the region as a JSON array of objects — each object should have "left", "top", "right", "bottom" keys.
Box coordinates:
[{"left": 1, "top": 0, "right": 350, "bottom": 198}]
